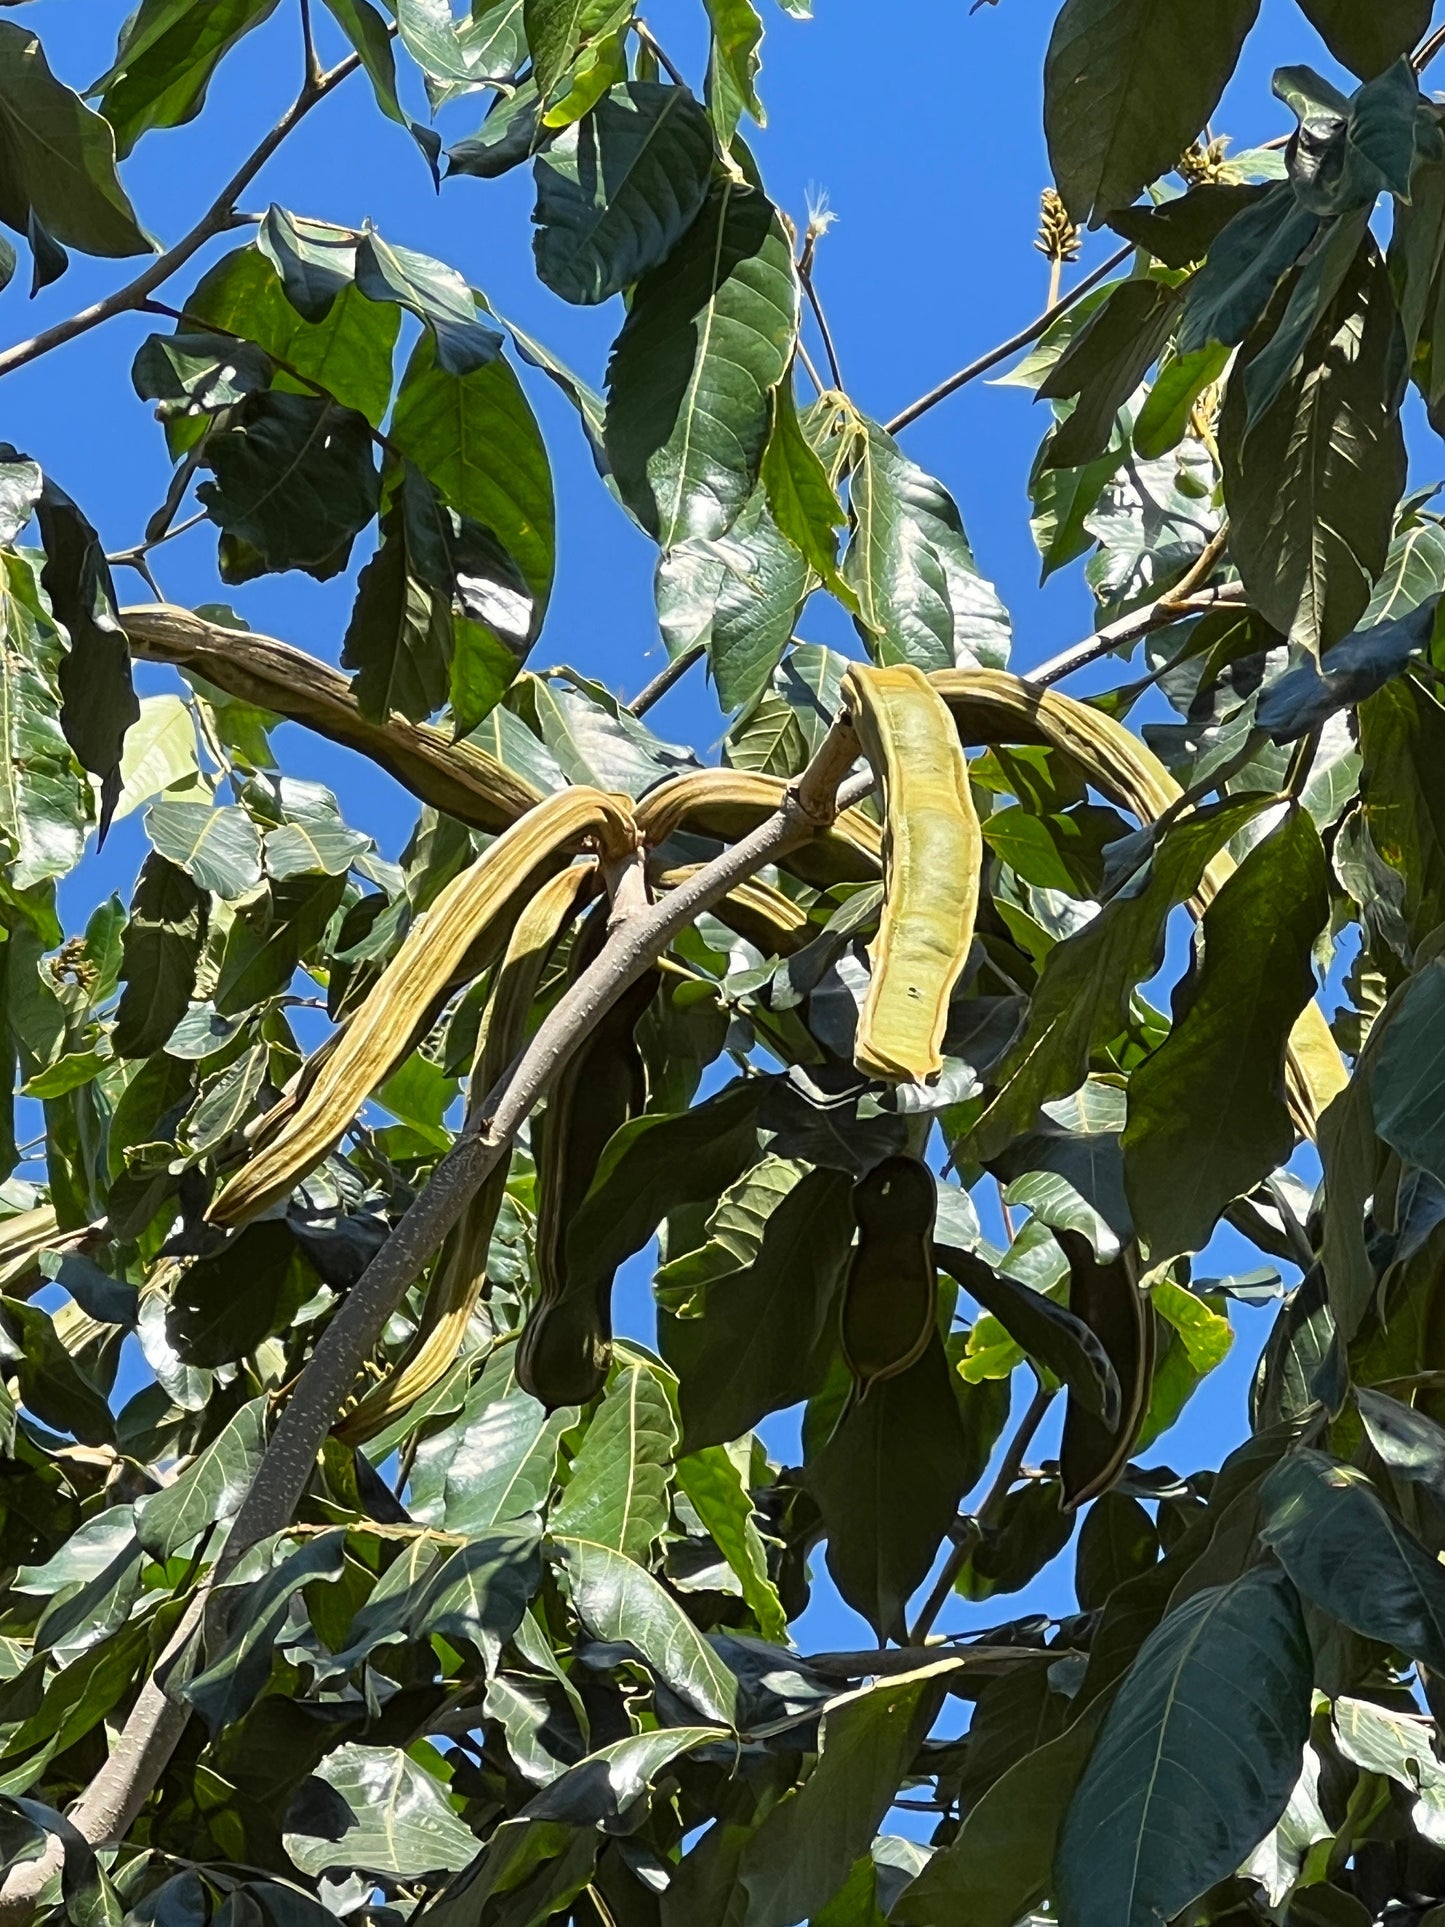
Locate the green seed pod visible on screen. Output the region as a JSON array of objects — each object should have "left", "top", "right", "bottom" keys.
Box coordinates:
[
  {"left": 1058, "top": 1230, "right": 1155, "bottom": 1511},
  {"left": 518, "top": 923, "right": 659, "bottom": 1410},
  {"left": 840, "top": 1155, "right": 938, "bottom": 1395}
]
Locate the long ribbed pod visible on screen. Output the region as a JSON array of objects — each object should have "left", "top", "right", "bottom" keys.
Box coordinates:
[
  {"left": 843, "top": 664, "right": 983, "bottom": 1085},
  {"left": 336, "top": 862, "right": 599, "bottom": 1444},
  {"left": 930, "top": 668, "right": 1348, "bottom": 1138},
  {"left": 636, "top": 767, "right": 883, "bottom": 887},
  {"left": 210, "top": 787, "right": 637, "bottom": 1229}
]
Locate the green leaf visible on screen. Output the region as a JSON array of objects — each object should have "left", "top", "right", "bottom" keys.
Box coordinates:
[
  {"left": 1075, "top": 1492, "right": 1159, "bottom": 1609},
  {"left": 892, "top": 1711, "right": 1101, "bottom": 1927},
  {"left": 113, "top": 852, "right": 208, "bottom": 1056},
  {"left": 552, "top": 1535, "right": 739, "bottom": 1724},
  {"left": 214, "top": 870, "right": 348, "bottom": 1014},
  {"left": 659, "top": 1159, "right": 854, "bottom": 1452},
  {"left": 1056, "top": 1567, "right": 1313, "bottom": 1927},
  {"left": 391, "top": 333, "right": 555, "bottom": 639},
  {"left": 1356, "top": 1385, "right": 1445, "bottom": 1492},
  {"left": 843, "top": 417, "right": 1011, "bottom": 672},
  {"left": 704, "top": 0, "right": 764, "bottom": 145},
  {"left": 1359, "top": 675, "right": 1445, "bottom": 953},
  {"left": 0, "top": 1298, "right": 115, "bottom": 1445},
  {"left": 674, "top": 1443, "right": 788, "bottom": 1641},
  {"left": 168, "top": 1221, "right": 313, "bottom": 1366},
  {"left": 1177, "top": 184, "right": 1321, "bottom": 356},
  {"left": 111, "top": 693, "right": 202, "bottom": 821},
  {"left": 566, "top": 1075, "right": 763, "bottom": 1288},
  {"left": 284, "top": 1743, "right": 478, "bottom": 1879},
  {"left": 145, "top": 801, "right": 262, "bottom": 900},
  {"left": 93, "top": 0, "right": 281, "bottom": 157},
  {"left": 533, "top": 83, "right": 716, "bottom": 306},
  {"left": 197, "top": 391, "right": 381, "bottom": 581},
  {"left": 1039, "top": 280, "right": 1182, "bottom": 471},
  {"left": 1260, "top": 1447, "right": 1445, "bottom": 1668},
  {"left": 133, "top": 1396, "right": 267, "bottom": 1558},
  {"left": 399, "top": 0, "right": 523, "bottom": 92},
  {"left": 551, "top": 1360, "right": 677, "bottom": 1559},
  {"left": 1107, "top": 182, "right": 1268, "bottom": 270},
  {"left": 1295, "top": 0, "right": 1431, "bottom": 80},
  {"left": 186, "top": 1529, "right": 349, "bottom": 1730},
  {"left": 973, "top": 795, "right": 1269, "bottom": 1160},
  {"left": 1122, "top": 808, "right": 1330, "bottom": 1261},
  {"left": 405, "top": 1527, "right": 541, "bottom": 1671},
  {"left": 937, "top": 1243, "right": 1122, "bottom": 1427},
  {"left": 605, "top": 179, "right": 798, "bottom": 547},
  {"left": 183, "top": 245, "right": 400, "bottom": 428},
  {"left": 438, "top": 1379, "right": 572, "bottom": 1534},
  {"left": 33, "top": 477, "right": 139, "bottom": 827},
  {"left": 737, "top": 1661, "right": 956, "bottom": 1926},
  {"left": 761, "top": 379, "right": 846, "bottom": 585},
  {"left": 1221, "top": 246, "right": 1406, "bottom": 654},
  {"left": 524, "top": 0, "right": 600, "bottom": 106},
  {"left": 657, "top": 486, "right": 810, "bottom": 713},
  {"left": 0, "top": 551, "right": 87, "bottom": 892},
  {"left": 811, "top": 1336, "right": 974, "bottom": 1640},
  {"left": 355, "top": 225, "right": 503, "bottom": 376},
  {"left": 0, "top": 22, "right": 150, "bottom": 256},
  {"left": 1133, "top": 341, "right": 1231, "bottom": 459},
  {"left": 1364, "top": 957, "right": 1445, "bottom": 1183},
  {"left": 1043, "top": 0, "right": 1262, "bottom": 224}
]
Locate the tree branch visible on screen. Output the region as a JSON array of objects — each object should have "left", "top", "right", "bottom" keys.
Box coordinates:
[
  {"left": 1025, "top": 580, "right": 1244, "bottom": 690},
  {"left": 0, "top": 725, "right": 869, "bottom": 1917},
  {"left": 630, "top": 641, "right": 706, "bottom": 715},
  {"left": 884, "top": 243, "right": 1134, "bottom": 435},
  {"left": 0, "top": 48, "right": 364, "bottom": 383}
]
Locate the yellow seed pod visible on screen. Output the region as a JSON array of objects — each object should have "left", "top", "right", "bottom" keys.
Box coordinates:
[
  {"left": 210, "top": 787, "right": 637, "bottom": 1230},
  {"left": 650, "top": 863, "right": 811, "bottom": 955},
  {"left": 930, "top": 667, "right": 1348, "bottom": 1137},
  {"left": 336, "top": 862, "right": 598, "bottom": 1444},
  {"left": 842, "top": 663, "right": 983, "bottom": 1085},
  {"left": 635, "top": 767, "right": 883, "bottom": 887},
  {"left": 840, "top": 1155, "right": 938, "bottom": 1394}
]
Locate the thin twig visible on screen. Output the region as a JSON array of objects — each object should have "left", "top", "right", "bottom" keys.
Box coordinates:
[
  {"left": 1025, "top": 581, "right": 1244, "bottom": 690},
  {"left": 907, "top": 1382, "right": 1056, "bottom": 1645},
  {"left": 800, "top": 263, "right": 844, "bottom": 391},
  {"left": 0, "top": 47, "right": 365, "bottom": 383},
  {"left": 795, "top": 339, "right": 827, "bottom": 395},
  {"left": 885, "top": 243, "right": 1133, "bottom": 435},
  {"left": 299, "top": 0, "right": 324, "bottom": 88},
  {"left": 632, "top": 19, "right": 688, "bottom": 90},
  {"left": 107, "top": 509, "right": 208, "bottom": 574},
  {"left": 1046, "top": 254, "right": 1064, "bottom": 312},
  {"left": 631, "top": 641, "right": 705, "bottom": 715},
  {"left": 1283, "top": 724, "right": 1322, "bottom": 800},
  {"left": 1415, "top": 21, "right": 1445, "bottom": 74}
]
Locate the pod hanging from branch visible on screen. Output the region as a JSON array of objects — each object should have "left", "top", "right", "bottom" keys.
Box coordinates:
[
  {"left": 840, "top": 1155, "right": 937, "bottom": 1396},
  {"left": 843, "top": 663, "right": 983, "bottom": 1085},
  {"left": 209, "top": 787, "right": 637, "bottom": 1230}
]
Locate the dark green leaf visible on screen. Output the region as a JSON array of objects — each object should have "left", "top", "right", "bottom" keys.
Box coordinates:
[
  {"left": 604, "top": 179, "right": 797, "bottom": 546},
  {"left": 113, "top": 852, "right": 208, "bottom": 1056},
  {"left": 811, "top": 1335, "right": 973, "bottom": 1640},
  {"left": 355, "top": 225, "right": 503, "bottom": 375},
  {"left": 533, "top": 82, "right": 716, "bottom": 306},
  {"left": 0, "top": 22, "right": 149, "bottom": 255},
  {"left": 1260, "top": 1448, "right": 1445, "bottom": 1668},
  {"left": 1356, "top": 1386, "right": 1445, "bottom": 1493},
  {"left": 938, "top": 1243, "right": 1121, "bottom": 1427},
  {"left": 659, "top": 1159, "right": 854, "bottom": 1452},
  {"left": 551, "top": 1360, "right": 677, "bottom": 1559},
  {"left": 1359, "top": 676, "right": 1445, "bottom": 953},
  {"left": 1075, "top": 1491, "right": 1159, "bottom": 1608},
  {"left": 197, "top": 391, "right": 380, "bottom": 581},
  {"left": 185, "top": 1529, "right": 348, "bottom": 1730},
  {"left": 1257, "top": 601, "right": 1434, "bottom": 742},
  {"left": 1296, "top": 0, "right": 1431, "bottom": 80},
  {"left": 1177, "top": 183, "right": 1322, "bottom": 356},
  {"left": 1123, "top": 808, "right": 1330, "bottom": 1261},
  {"left": 1056, "top": 1567, "right": 1312, "bottom": 1927},
  {"left": 1044, "top": 0, "right": 1262, "bottom": 224},
  {"left": 131, "top": 331, "right": 272, "bottom": 421},
  {"left": 1221, "top": 247, "right": 1407, "bottom": 655},
  {"left": 167, "top": 1221, "right": 312, "bottom": 1366},
  {"left": 1106, "top": 182, "right": 1268, "bottom": 268},
  {"left": 1039, "top": 280, "right": 1182, "bottom": 471},
  {"left": 447, "top": 82, "right": 539, "bottom": 178},
  {"left": 214, "top": 870, "right": 347, "bottom": 1014},
  {"left": 0, "top": 1297, "right": 115, "bottom": 1444}
]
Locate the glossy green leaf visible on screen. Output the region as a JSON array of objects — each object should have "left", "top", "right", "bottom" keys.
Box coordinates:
[
  {"left": 551, "top": 1360, "right": 677, "bottom": 1559},
  {"left": 145, "top": 801, "right": 262, "bottom": 900},
  {"left": 113, "top": 853, "right": 208, "bottom": 1056},
  {"left": 1123, "top": 808, "right": 1331, "bottom": 1261},
  {"left": 843, "top": 417, "right": 1010, "bottom": 672},
  {"left": 605, "top": 179, "right": 798, "bottom": 547},
  {"left": 675, "top": 1443, "right": 788, "bottom": 1641},
  {"left": 285, "top": 1742, "right": 478, "bottom": 1878},
  {"left": 355, "top": 225, "right": 503, "bottom": 375},
  {"left": 533, "top": 83, "right": 716, "bottom": 306},
  {"left": 133, "top": 1397, "right": 267, "bottom": 1558},
  {"left": 1056, "top": 1567, "right": 1312, "bottom": 1927},
  {"left": 0, "top": 550, "right": 87, "bottom": 892},
  {"left": 552, "top": 1535, "right": 739, "bottom": 1724}
]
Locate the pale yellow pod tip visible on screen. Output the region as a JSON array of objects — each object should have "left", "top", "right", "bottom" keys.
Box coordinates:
[{"left": 843, "top": 663, "right": 982, "bottom": 1086}]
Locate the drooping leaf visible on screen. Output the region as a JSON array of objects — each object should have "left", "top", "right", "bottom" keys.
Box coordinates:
[
  {"left": 133, "top": 1396, "right": 267, "bottom": 1558},
  {"left": 1122, "top": 808, "right": 1330, "bottom": 1261},
  {"left": 196, "top": 390, "right": 381, "bottom": 582},
  {"left": 1295, "top": 0, "right": 1432, "bottom": 81},
  {"left": 0, "top": 22, "right": 150, "bottom": 255},
  {"left": 533, "top": 82, "right": 716, "bottom": 305},
  {"left": 1221, "top": 246, "right": 1407, "bottom": 655},
  {"left": 1056, "top": 1567, "right": 1313, "bottom": 1927},
  {"left": 285, "top": 1743, "right": 479, "bottom": 1879},
  {"left": 0, "top": 550, "right": 87, "bottom": 892},
  {"left": 938, "top": 1243, "right": 1121, "bottom": 1427},
  {"left": 1358, "top": 674, "right": 1445, "bottom": 954},
  {"left": 1260, "top": 1448, "right": 1445, "bottom": 1669},
  {"left": 113, "top": 853, "right": 208, "bottom": 1057},
  {"left": 144, "top": 801, "right": 263, "bottom": 900},
  {"left": 811, "top": 1335, "right": 974, "bottom": 1640},
  {"left": 1043, "top": 0, "right": 1262, "bottom": 224},
  {"left": 674, "top": 1444, "right": 788, "bottom": 1641},
  {"left": 604, "top": 179, "right": 798, "bottom": 547},
  {"left": 354, "top": 225, "right": 503, "bottom": 376}
]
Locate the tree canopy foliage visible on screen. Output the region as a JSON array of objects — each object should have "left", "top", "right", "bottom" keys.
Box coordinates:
[{"left": 5, "top": 0, "right": 1445, "bottom": 1923}]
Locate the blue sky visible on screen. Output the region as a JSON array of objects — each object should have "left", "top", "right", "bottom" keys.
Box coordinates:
[{"left": 2, "top": 1, "right": 1400, "bottom": 1657}]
